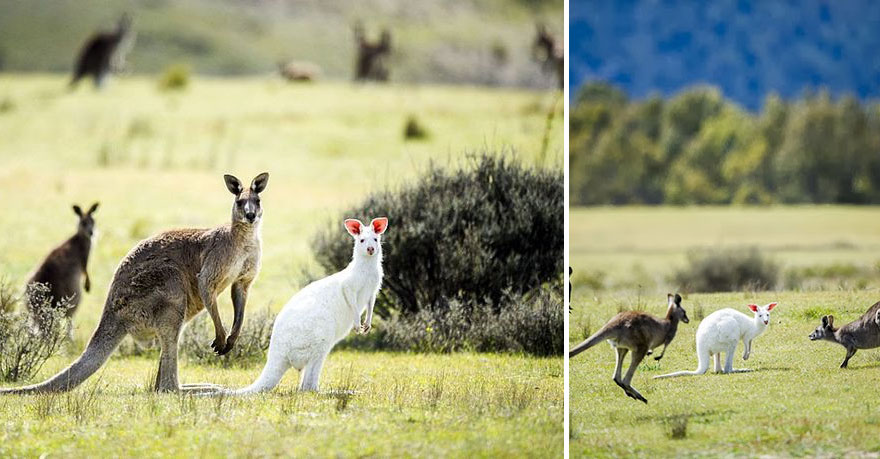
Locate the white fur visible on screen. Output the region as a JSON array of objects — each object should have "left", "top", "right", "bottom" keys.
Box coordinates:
[
  {"left": 231, "top": 218, "right": 386, "bottom": 394},
  {"left": 654, "top": 303, "right": 776, "bottom": 379}
]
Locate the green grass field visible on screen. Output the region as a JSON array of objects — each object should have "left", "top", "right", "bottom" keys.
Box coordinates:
[
  {"left": 571, "top": 206, "right": 880, "bottom": 292},
  {"left": 570, "top": 206, "right": 880, "bottom": 456},
  {"left": 0, "top": 75, "right": 563, "bottom": 457}
]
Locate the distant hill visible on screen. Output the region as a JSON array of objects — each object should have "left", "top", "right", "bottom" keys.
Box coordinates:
[
  {"left": 571, "top": 0, "right": 880, "bottom": 110},
  {"left": 0, "top": 0, "right": 562, "bottom": 88}
]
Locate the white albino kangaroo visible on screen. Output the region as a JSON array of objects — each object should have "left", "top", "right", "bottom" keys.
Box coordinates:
[
  {"left": 231, "top": 217, "right": 387, "bottom": 394},
  {"left": 654, "top": 302, "right": 777, "bottom": 379}
]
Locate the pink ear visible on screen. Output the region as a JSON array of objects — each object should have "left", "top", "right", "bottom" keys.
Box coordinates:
[
  {"left": 371, "top": 217, "right": 388, "bottom": 235},
  {"left": 766, "top": 302, "right": 777, "bottom": 311},
  {"left": 748, "top": 304, "right": 758, "bottom": 312},
  {"left": 344, "top": 219, "right": 363, "bottom": 236}
]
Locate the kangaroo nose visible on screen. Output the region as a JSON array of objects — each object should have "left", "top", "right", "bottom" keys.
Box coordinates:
[
  {"left": 245, "top": 212, "right": 256, "bottom": 222},
  {"left": 367, "top": 246, "right": 375, "bottom": 255}
]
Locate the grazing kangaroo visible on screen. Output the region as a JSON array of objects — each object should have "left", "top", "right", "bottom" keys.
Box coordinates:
[
  {"left": 71, "top": 14, "right": 135, "bottom": 89},
  {"left": 655, "top": 302, "right": 777, "bottom": 379},
  {"left": 278, "top": 61, "right": 321, "bottom": 82},
  {"left": 532, "top": 24, "right": 563, "bottom": 90},
  {"left": 353, "top": 22, "right": 391, "bottom": 82},
  {"left": 229, "top": 217, "right": 387, "bottom": 394},
  {"left": 569, "top": 294, "right": 689, "bottom": 404},
  {"left": 0, "top": 173, "right": 269, "bottom": 394},
  {"left": 809, "top": 301, "right": 880, "bottom": 368},
  {"left": 26, "top": 203, "right": 99, "bottom": 322}
]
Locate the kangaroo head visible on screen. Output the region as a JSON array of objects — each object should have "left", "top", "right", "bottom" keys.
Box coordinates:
[
  {"left": 72, "top": 202, "right": 99, "bottom": 238},
  {"left": 344, "top": 217, "right": 388, "bottom": 259},
  {"left": 810, "top": 315, "right": 836, "bottom": 341},
  {"left": 117, "top": 13, "right": 132, "bottom": 34},
  {"left": 224, "top": 172, "right": 269, "bottom": 225},
  {"left": 748, "top": 302, "right": 777, "bottom": 326},
  {"left": 666, "top": 293, "right": 689, "bottom": 323}
]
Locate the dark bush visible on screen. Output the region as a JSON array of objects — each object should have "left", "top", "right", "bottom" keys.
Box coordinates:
[
  {"left": 673, "top": 247, "right": 779, "bottom": 293},
  {"left": 0, "top": 282, "right": 71, "bottom": 382},
  {"left": 312, "top": 153, "right": 563, "bottom": 320},
  {"left": 344, "top": 283, "right": 562, "bottom": 356},
  {"left": 403, "top": 115, "right": 429, "bottom": 140}
]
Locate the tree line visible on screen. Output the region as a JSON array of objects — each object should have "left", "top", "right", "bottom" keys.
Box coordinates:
[{"left": 570, "top": 82, "right": 880, "bottom": 205}]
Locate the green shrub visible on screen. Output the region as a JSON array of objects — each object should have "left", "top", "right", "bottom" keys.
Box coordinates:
[
  {"left": 158, "top": 64, "right": 190, "bottom": 91},
  {"left": 378, "top": 283, "right": 563, "bottom": 356},
  {"left": 673, "top": 247, "right": 779, "bottom": 293},
  {"left": 0, "top": 282, "right": 71, "bottom": 382},
  {"left": 403, "top": 115, "right": 429, "bottom": 140},
  {"left": 312, "top": 153, "right": 563, "bottom": 319}
]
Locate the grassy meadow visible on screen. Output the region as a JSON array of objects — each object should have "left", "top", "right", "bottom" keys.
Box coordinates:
[
  {"left": 570, "top": 206, "right": 880, "bottom": 456},
  {"left": 0, "top": 75, "right": 563, "bottom": 456}
]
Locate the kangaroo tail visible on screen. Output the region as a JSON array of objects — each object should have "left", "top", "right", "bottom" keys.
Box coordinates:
[
  {"left": 654, "top": 342, "right": 710, "bottom": 379},
  {"left": 569, "top": 325, "right": 615, "bottom": 358},
  {"left": 0, "top": 313, "right": 126, "bottom": 394},
  {"left": 229, "top": 357, "right": 288, "bottom": 396}
]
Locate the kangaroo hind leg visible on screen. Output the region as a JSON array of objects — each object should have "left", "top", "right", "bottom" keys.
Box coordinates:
[
  {"left": 299, "top": 352, "right": 329, "bottom": 392},
  {"left": 621, "top": 348, "right": 648, "bottom": 404}
]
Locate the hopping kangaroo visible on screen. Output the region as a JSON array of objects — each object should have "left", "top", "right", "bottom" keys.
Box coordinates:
[
  {"left": 71, "top": 14, "right": 135, "bottom": 89},
  {"left": 27, "top": 203, "right": 99, "bottom": 322},
  {"left": 0, "top": 173, "right": 269, "bottom": 394},
  {"left": 569, "top": 294, "right": 689, "bottom": 404},
  {"left": 655, "top": 302, "right": 777, "bottom": 379},
  {"left": 229, "top": 217, "right": 387, "bottom": 394},
  {"left": 809, "top": 301, "right": 880, "bottom": 368}
]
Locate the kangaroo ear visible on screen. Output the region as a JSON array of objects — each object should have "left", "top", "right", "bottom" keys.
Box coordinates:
[
  {"left": 766, "top": 302, "right": 777, "bottom": 311},
  {"left": 224, "top": 174, "right": 243, "bottom": 195},
  {"left": 827, "top": 315, "right": 835, "bottom": 328},
  {"left": 87, "top": 202, "right": 99, "bottom": 215},
  {"left": 72, "top": 205, "right": 83, "bottom": 217},
  {"left": 344, "top": 219, "right": 363, "bottom": 236},
  {"left": 748, "top": 304, "right": 758, "bottom": 312},
  {"left": 674, "top": 293, "right": 682, "bottom": 304},
  {"left": 250, "top": 172, "right": 269, "bottom": 194},
  {"left": 667, "top": 293, "right": 674, "bottom": 306},
  {"left": 821, "top": 315, "right": 828, "bottom": 327},
  {"left": 371, "top": 217, "right": 388, "bottom": 235}
]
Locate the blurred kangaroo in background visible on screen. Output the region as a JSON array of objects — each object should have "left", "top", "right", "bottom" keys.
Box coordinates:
[
  {"left": 569, "top": 294, "right": 690, "bottom": 403},
  {"left": 71, "top": 14, "right": 135, "bottom": 89},
  {"left": 809, "top": 301, "right": 880, "bottom": 368},
  {"left": 533, "top": 24, "right": 563, "bottom": 90},
  {"left": 353, "top": 21, "right": 391, "bottom": 82},
  {"left": 27, "top": 203, "right": 99, "bottom": 323},
  {"left": 1, "top": 173, "right": 269, "bottom": 394}
]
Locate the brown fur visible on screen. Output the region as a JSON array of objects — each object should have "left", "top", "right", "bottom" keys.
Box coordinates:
[
  {"left": 278, "top": 61, "right": 320, "bottom": 82},
  {"left": 71, "top": 14, "right": 133, "bottom": 89},
  {"left": 569, "top": 293, "right": 689, "bottom": 403},
  {"left": 1, "top": 173, "right": 269, "bottom": 394},
  {"left": 27, "top": 203, "right": 98, "bottom": 322},
  {"left": 809, "top": 301, "right": 880, "bottom": 368},
  {"left": 533, "top": 24, "right": 563, "bottom": 90},
  {"left": 354, "top": 22, "right": 391, "bottom": 82}
]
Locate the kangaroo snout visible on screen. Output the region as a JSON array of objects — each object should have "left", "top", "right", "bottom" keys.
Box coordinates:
[
  {"left": 245, "top": 212, "right": 256, "bottom": 222},
  {"left": 366, "top": 246, "right": 375, "bottom": 255}
]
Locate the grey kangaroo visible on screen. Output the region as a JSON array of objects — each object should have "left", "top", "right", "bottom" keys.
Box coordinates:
[
  {"left": 1, "top": 173, "right": 268, "bottom": 394},
  {"left": 809, "top": 301, "right": 880, "bottom": 368},
  {"left": 71, "top": 14, "right": 135, "bottom": 89},
  {"left": 27, "top": 203, "right": 99, "bottom": 323},
  {"left": 569, "top": 294, "right": 689, "bottom": 404}
]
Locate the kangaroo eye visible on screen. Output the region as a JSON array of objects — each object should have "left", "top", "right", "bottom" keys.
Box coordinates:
[
  {"left": 360, "top": 238, "right": 364, "bottom": 243},
  {"left": 255, "top": 198, "right": 261, "bottom": 205},
  {"left": 373, "top": 238, "right": 377, "bottom": 242}
]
